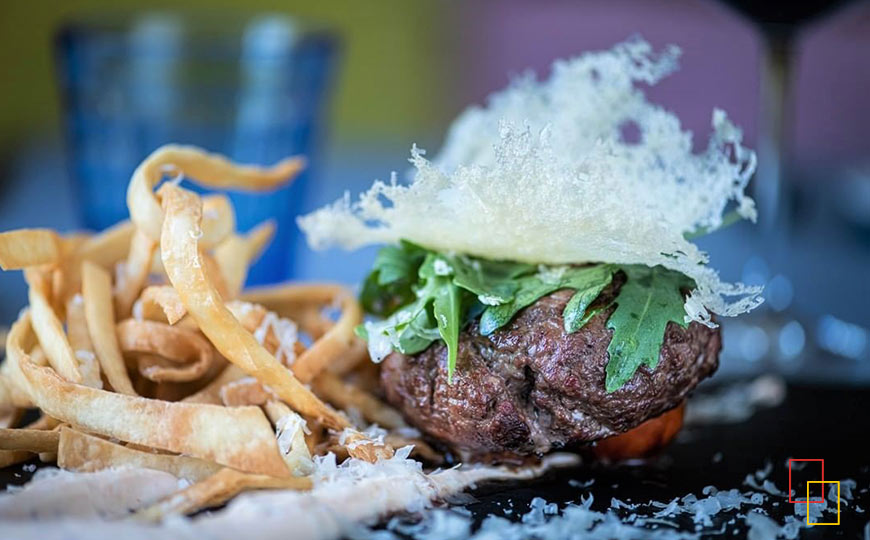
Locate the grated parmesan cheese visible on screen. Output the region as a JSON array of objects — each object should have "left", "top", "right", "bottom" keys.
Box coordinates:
[
  {"left": 298, "top": 38, "right": 763, "bottom": 326},
  {"left": 252, "top": 310, "right": 299, "bottom": 366}
]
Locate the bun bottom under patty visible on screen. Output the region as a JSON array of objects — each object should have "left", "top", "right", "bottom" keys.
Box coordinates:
[{"left": 380, "top": 284, "right": 720, "bottom": 463}]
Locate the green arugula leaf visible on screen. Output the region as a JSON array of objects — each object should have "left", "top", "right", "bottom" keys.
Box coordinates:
[
  {"left": 604, "top": 265, "right": 691, "bottom": 392},
  {"left": 563, "top": 266, "right": 614, "bottom": 333},
  {"left": 397, "top": 306, "right": 440, "bottom": 354},
  {"left": 360, "top": 241, "right": 427, "bottom": 316},
  {"left": 479, "top": 274, "right": 559, "bottom": 336},
  {"left": 432, "top": 278, "right": 462, "bottom": 382},
  {"left": 480, "top": 265, "right": 614, "bottom": 336},
  {"left": 448, "top": 255, "right": 534, "bottom": 305}
]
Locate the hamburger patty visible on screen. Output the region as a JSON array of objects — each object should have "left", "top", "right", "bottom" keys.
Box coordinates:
[{"left": 380, "top": 278, "right": 721, "bottom": 461}]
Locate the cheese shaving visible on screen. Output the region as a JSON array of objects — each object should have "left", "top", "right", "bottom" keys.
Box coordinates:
[{"left": 298, "top": 38, "right": 763, "bottom": 325}]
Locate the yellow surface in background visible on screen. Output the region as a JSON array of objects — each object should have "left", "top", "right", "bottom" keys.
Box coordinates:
[{"left": 0, "top": 0, "right": 452, "bottom": 144}]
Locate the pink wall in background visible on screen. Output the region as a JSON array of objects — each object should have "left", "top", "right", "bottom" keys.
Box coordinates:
[
  {"left": 793, "top": 2, "right": 870, "bottom": 164},
  {"left": 448, "top": 0, "right": 870, "bottom": 166}
]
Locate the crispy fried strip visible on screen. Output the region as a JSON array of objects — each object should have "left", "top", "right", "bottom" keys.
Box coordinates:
[
  {"left": 201, "top": 250, "right": 231, "bottom": 301},
  {"left": 159, "top": 184, "right": 347, "bottom": 430},
  {"left": 136, "top": 355, "right": 209, "bottom": 384},
  {"left": 226, "top": 301, "right": 305, "bottom": 367},
  {"left": 0, "top": 428, "right": 59, "bottom": 453},
  {"left": 292, "top": 291, "right": 363, "bottom": 383},
  {"left": 312, "top": 372, "right": 407, "bottom": 430},
  {"left": 264, "top": 400, "right": 313, "bottom": 476},
  {"left": 116, "top": 319, "right": 214, "bottom": 383},
  {"left": 8, "top": 312, "right": 290, "bottom": 477},
  {"left": 81, "top": 261, "right": 136, "bottom": 395},
  {"left": 138, "top": 285, "right": 187, "bottom": 324},
  {"left": 214, "top": 221, "right": 275, "bottom": 299},
  {"left": 58, "top": 427, "right": 221, "bottom": 482},
  {"left": 199, "top": 193, "right": 237, "bottom": 250},
  {"left": 58, "top": 221, "right": 135, "bottom": 304},
  {"left": 0, "top": 373, "right": 31, "bottom": 409},
  {"left": 65, "top": 294, "right": 103, "bottom": 389},
  {"left": 0, "top": 415, "right": 61, "bottom": 467},
  {"left": 0, "top": 229, "right": 62, "bottom": 270},
  {"left": 340, "top": 430, "right": 394, "bottom": 463},
  {"left": 25, "top": 269, "right": 82, "bottom": 384},
  {"left": 0, "top": 450, "right": 31, "bottom": 468},
  {"left": 0, "top": 408, "right": 22, "bottom": 429},
  {"left": 219, "top": 377, "right": 274, "bottom": 407},
  {"left": 146, "top": 194, "right": 238, "bottom": 278},
  {"left": 128, "top": 144, "right": 303, "bottom": 242},
  {"left": 182, "top": 364, "right": 247, "bottom": 405},
  {"left": 136, "top": 467, "right": 311, "bottom": 521},
  {"left": 241, "top": 284, "right": 365, "bottom": 376},
  {"left": 77, "top": 221, "right": 135, "bottom": 268},
  {"left": 114, "top": 229, "right": 158, "bottom": 319}
]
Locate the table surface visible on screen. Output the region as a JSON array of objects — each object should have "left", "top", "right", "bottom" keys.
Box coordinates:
[
  {"left": 2, "top": 382, "right": 869, "bottom": 538},
  {"left": 453, "top": 383, "right": 870, "bottom": 538}
]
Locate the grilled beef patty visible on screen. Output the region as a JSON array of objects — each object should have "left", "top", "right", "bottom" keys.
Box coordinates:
[{"left": 380, "top": 277, "right": 721, "bottom": 461}]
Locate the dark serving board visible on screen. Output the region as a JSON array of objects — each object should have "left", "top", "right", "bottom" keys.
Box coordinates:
[
  {"left": 456, "top": 382, "right": 870, "bottom": 538},
  {"left": 2, "top": 382, "right": 869, "bottom": 538}
]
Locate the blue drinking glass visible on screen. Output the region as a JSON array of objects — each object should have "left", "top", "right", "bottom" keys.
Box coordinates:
[{"left": 55, "top": 12, "right": 339, "bottom": 284}]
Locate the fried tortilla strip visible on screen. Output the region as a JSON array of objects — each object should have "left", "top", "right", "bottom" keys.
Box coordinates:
[
  {"left": 264, "top": 400, "right": 313, "bottom": 476},
  {"left": 81, "top": 261, "right": 136, "bottom": 395},
  {"left": 65, "top": 294, "right": 103, "bottom": 389},
  {"left": 146, "top": 194, "right": 237, "bottom": 277},
  {"left": 182, "top": 364, "right": 247, "bottom": 405},
  {"left": 128, "top": 144, "right": 303, "bottom": 243},
  {"left": 58, "top": 427, "right": 221, "bottom": 482},
  {"left": 214, "top": 220, "right": 275, "bottom": 299},
  {"left": 136, "top": 354, "right": 210, "bottom": 384},
  {"left": 114, "top": 229, "right": 158, "bottom": 319},
  {"left": 117, "top": 319, "right": 215, "bottom": 383},
  {"left": 0, "top": 408, "right": 22, "bottom": 429},
  {"left": 25, "top": 269, "right": 82, "bottom": 384},
  {"left": 285, "top": 291, "right": 363, "bottom": 383},
  {"left": 139, "top": 285, "right": 187, "bottom": 324},
  {"left": 219, "top": 377, "right": 274, "bottom": 407},
  {"left": 0, "top": 229, "right": 62, "bottom": 270},
  {"left": 159, "top": 184, "right": 347, "bottom": 430},
  {"left": 19, "top": 365, "right": 289, "bottom": 476},
  {"left": 0, "top": 450, "right": 31, "bottom": 468},
  {"left": 0, "top": 373, "right": 31, "bottom": 409},
  {"left": 241, "top": 283, "right": 365, "bottom": 375},
  {"left": 225, "top": 301, "right": 305, "bottom": 367},
  {"left": 8, "top": 312, "right": 290, "bottom": 477},
  {"left": 0, "top": 415, "right": 61, "bottom": 468},
  {"left": 77, "top": 221, "right": 136, "bottom": 269},
  {"left": 0, "top": 428, "right": 60, "bottom": 453},
  {"left": 57, "top": 221, "right": 135, "bottom": 304},
  {"left": 136, "top": 467, "right": 311, "bottom": 522},
  {"left": 312, "top": 372, "right": 406, "bottom": 430}
]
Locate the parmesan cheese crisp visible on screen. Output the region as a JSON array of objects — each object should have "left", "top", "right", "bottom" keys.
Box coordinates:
[{"left": 298, "top": 38, "right": 763, "bottom": 326}]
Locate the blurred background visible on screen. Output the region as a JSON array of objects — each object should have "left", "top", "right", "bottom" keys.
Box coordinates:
[{"left": 1, "top": 0, "right": 869, "bottom": 383}]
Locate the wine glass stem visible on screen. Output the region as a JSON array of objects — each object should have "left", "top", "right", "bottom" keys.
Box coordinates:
[{"left": 756, "top": 31, "right": 792, "bottom": 239}]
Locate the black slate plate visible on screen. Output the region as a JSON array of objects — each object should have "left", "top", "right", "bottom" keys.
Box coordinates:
[{"left": 2, "top": 382, "right": 869, "bottom": 537}]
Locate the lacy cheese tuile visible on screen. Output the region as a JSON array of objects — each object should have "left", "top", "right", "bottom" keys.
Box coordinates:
[{"left": 298, "top": 38, "right": 763, "bottom": 326}]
